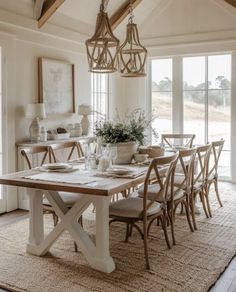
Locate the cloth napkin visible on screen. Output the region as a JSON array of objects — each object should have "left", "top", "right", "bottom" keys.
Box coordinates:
[
  {"left": 94, "top": 169, "right": 147, "bottom": 179},
  {"left": 24, "top": 172, "right": 97, "bottom": 185}
]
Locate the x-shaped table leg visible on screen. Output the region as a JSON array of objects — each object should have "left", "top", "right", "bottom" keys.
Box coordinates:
[{"left": 26, "top": 188, "right": 115, "bottom": 273}]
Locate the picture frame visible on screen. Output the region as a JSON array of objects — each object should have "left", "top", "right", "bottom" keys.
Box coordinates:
[{"left": 38, "top": 57, "right": 75, "bottom": 114}]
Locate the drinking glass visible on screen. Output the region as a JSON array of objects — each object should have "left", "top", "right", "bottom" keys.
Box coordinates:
[
  {"left": 84, "top": 143, "right": 91, "bottom": 170},
  {"left": 108, "top": 146, "right": 118, "bottom": 167}
]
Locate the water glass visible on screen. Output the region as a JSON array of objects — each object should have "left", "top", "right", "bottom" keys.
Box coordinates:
[
  {"left": 108, "top": 146, "right": 118, "bottom": 167},
  {"left": 84, "top": 143, "right": 91, "bottom": 170}
]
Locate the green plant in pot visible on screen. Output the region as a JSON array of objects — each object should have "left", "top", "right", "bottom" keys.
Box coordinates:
[{"left": 94, "top": 109, "right": 157, "bottom": 164}]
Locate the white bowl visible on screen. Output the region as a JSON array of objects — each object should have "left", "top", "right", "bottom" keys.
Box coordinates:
[{"left": 134, "top": 153, "right": 149, "bottom": 163}]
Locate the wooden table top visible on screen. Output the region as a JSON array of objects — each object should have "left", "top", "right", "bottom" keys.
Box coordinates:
[{"left": 0, "top": 167, "right": 151, "bottom": 197}]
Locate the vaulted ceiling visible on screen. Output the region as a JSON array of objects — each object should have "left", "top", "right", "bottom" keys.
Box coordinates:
[
  {"left": 34, "top": 0, "right": 236, "bottom": 31},
  {"left": 0, "top": 0, "right": 236, "bottom": 49}
]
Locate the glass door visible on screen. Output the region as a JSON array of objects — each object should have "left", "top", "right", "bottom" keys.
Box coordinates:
[
  {"left": 207, "top": 55, "right": 231, "bottom": 178},
  {"left": 0, "top": 47, "right": 6, "bottom": 213},
  {"left": 183, "top": 54, "right": 231, "bottom": 179}
]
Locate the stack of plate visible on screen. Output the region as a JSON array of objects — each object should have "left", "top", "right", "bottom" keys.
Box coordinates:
[
  {"left": 106, "top": 166, "right": 133, "bottom": 175},
  {"left": 41, "top": 163, "right": 74, "bottom": 172}
]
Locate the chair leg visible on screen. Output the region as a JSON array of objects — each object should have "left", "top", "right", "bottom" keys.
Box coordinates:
[
  {"left": 184, "top": 199, "right": 194, "bottom": 232},
  {"left": 200, "top": 190, "right": 209, "bottom": 218},
  {"left": 73, "top": 216, "right": 83, "bottom": 252},
  {"left": 143, "top": 219, "right": 150, "bottom": 270},
  {"left": 168, "top": 207, "right": 176, "bottom": 246},
  {"left": 132, "top": 223, "right": 144, "bottom": 240},
  {"left": 74, "top": 242, "right": 78, "bottom": 252},
  {"left": 204, "top": 187, "right": 212, "bottom": 218},
  {"left": 214, "top": 179, "right": 223, "bottom": 207},
  {"left": 160, "top": 214, "right": 171, "bottom": 249},
  {"left": 78, "top": 216, "right": 83, "bottom": 228},
  {"left": 52, "top": 212, "right": 58, "bottom": 227},
  {"left": 125, "top": 223, "right": 130, "bottom": 242},
  {"left": 147, "top": 217, "right": 155, "bottom": 236},
  {"left": 129, "top": 224, "right": 133, "bottom": 237},
  {"left": 190, "top": 194, "right": 197, "bottom": 230}
]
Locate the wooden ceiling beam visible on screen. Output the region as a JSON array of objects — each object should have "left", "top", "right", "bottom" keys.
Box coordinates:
[
  {"left": 38, "top": 0, "right": 65, "bottom": 28},
  {"left": 224, "top": 0, "right": 236, "bottom": 8},
  {"left": 109, "top": 0, "right": 143, "bottom": 31},
  {"left": 34, "top": 0, "right": 45, "bottom": 20}
]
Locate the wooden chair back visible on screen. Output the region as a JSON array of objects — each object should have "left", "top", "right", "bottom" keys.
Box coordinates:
[
  {"left": 194, "top": 144, "right": 212, "bottom": 185},
  {"left": 175, "top": 148, "right": 197, "bottom": 192},
  {"left": 142, "top": 153, "right": 179, "bottom": 216},
  {"left": 161, "top": 134, "right": 195, "bottom": 148},
  {"left": 21, "top": 146, "right": 53, "bottom": 169},
  {"left": 49, "top": 141, "right": 84, "bottom": 162},
  {"left": 208, "top": 139, "right": 225, "bottom": 179}
]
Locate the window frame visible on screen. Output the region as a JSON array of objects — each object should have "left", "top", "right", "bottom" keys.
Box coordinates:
[
  {"left": 149, "top": 52, "right": 232, "bottom": 180},
  {"left": 91, "top": 73, "right": 109, "bottom": 124}
]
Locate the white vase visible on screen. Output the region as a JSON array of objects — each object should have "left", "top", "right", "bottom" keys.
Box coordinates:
[
  {"left": 113, "top": 142, "right": 138, "bottom": 164},
  {"left": 81, "top": 115, "right": 89, "bottom": 136},
  {"left": 29, "top": 117, "right": 41, "bottom": 142}
]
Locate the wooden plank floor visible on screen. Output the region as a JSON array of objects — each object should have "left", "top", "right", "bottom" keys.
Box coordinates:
[{"left": 0, "top": 182, "right": 236, "bottom": 292}]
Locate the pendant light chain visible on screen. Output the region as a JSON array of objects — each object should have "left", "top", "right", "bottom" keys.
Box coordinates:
[{"left": 128, "top": 0, "right": 134, "bottom": 24}]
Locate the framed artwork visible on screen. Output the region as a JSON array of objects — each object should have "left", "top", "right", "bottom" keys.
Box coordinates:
[{"left": 38, "top": 57, "right": 75, "bottom": 114}]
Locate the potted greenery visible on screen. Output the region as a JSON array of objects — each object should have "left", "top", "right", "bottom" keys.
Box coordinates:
[{"left": 94, "top": 109, "right": 157, "bottom": 164}]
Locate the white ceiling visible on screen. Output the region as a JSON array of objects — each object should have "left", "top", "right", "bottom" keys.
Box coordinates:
[
  {"left": 0, "top": 0, "right": 167, "bottom": 37},
  {"left": 58, "top": 0, "right": 122, "bottom": 26},
  {"left": 55, "top": 0, "right": 163, "bottom": 36},
  {"left": 1, "top": 0, "right": 236, "bottom": 45}
]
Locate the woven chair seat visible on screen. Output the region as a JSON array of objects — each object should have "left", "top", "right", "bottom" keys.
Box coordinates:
[
  {"left": 109, "top": 197, "right": 162, "bottom": 218},
  {"left": 138, "top": 184, "right": 184, "bottom": 202}
]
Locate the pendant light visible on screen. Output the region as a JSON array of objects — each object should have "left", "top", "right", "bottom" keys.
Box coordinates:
[
  {"left": 119, "top": 1, "right": 147, "bottom": 77},
  {"left": 85, "top": 0, "right": 120, "bottom": 73}
]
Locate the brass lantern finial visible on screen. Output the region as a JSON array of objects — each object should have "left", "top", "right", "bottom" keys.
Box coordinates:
[
  {"left": 119, "top": 0, "right": 147, "bottom": 77},
  {"left": 85, "top": 0, "right": 120, "bottom": 73}
]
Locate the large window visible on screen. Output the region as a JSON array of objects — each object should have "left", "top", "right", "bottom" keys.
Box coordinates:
[
  {"left": 183, "top": 54, "right": 231, "bottom": 177},
  {"left": 183, "top": 56, "right": 206, "bottom": 145},
  {"left": 91, "top": 73, "right": 109, "bottom": 123},
  {"left": 150, "top": 54, "right": 231, "bottom": 179},
  {"left": 151, "top": 59, "right": 172, "bottom": 142}
]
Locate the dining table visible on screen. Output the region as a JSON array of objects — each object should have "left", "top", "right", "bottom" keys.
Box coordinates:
[{"left": 0, "top": 163, "right": 155, "bottom": 273}]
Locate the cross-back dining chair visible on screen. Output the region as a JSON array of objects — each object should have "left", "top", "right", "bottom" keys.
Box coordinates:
[
  {"left": 21, "top": 146, "right": 53, "bottom": 169},
  {"left": 48, "top": 141, "right": 84, "bottom": 219},
  {"left": 191, "top": 144, "right": 212, "bottom": 229},
  {"left": 21, "top": 145, "right": 83, "bottom": 252},
  {"left": 109, "top": 153, "right": 179, "bottom": 269},
  {"left": 138, "top": 148, "right": 197, "bottom": 245},
  {"left": 204, "top": 139, "right": 225, "bottom": 217},
  {"left": 169, "top": 148, "right": 197, "bottom": 242},
  {"left": 161, "top": 134, "right": 195, "bottom": 149},
  {"left": 49, "top": 141, "right": 84, "bottom": 162},
  {"left": 21, "top": 146, "right": 58, "bottom": 224}
]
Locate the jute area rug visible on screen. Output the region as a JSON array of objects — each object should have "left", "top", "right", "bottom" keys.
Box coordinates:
[{"left": 0, "top": 188, "right": 236, "bottom": 292}]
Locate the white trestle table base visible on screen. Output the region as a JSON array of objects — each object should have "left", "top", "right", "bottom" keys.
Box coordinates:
[{"left": 26, "top": 188, "right": 115, "bottom": 273}]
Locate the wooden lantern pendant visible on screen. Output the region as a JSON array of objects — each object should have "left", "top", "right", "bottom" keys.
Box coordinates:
[
  {"left": 85, "top": 1, "right": 120, "bottom": 73},
  {"left": 119, "top": 8, "right": 147, "bottom": 77}
]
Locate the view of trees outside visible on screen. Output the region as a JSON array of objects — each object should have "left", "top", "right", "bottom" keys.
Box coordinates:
[
  {"left": 91, "top": 73, "right": 108, "bottom": 124},
  {"left": 183, "top": 55, "right": 231, "bottom": 177},
  {"left": 152, "top": 54, "right": 231, "bottom": 178},
  {"left": 151, "top": 59, "right": 172, "bottom": 139}
]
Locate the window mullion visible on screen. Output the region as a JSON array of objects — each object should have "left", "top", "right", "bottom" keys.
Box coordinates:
[{"left": 205, "top": 56, "right": 209, "bottom": 144}]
